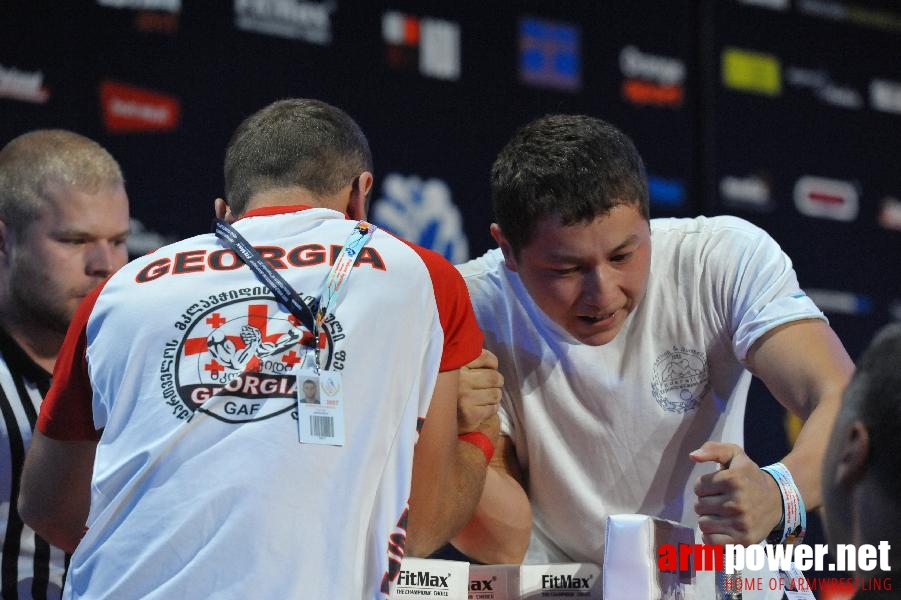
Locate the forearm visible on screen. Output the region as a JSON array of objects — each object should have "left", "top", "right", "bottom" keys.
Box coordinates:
[
  {"left": 19, "top": 505, "right": 86, "bottom": 554},
  {"left": 406, "top": 439, "right": 489, "bottom": 557},
  {"left": 746, "top": 319, "right": 854, "bottom": 522},
  {"left": 18, "top": 434, "right": 95, "bottom": 553},
  {"left": 779, "top": 385, "right": 844, "bottom": 512},
  {"left": 450, "top": 464, "right": 532, "bottom": 564}
]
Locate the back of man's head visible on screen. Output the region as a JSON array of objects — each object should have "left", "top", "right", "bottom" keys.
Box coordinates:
[
  {"left": 0, "top": 129, "right": 124, "bottom": 235},
  {"left": 490, "top": 114, "right": 649, "bottom": 255},
  {"left": 223, "top": 98, "right": 373, "bottom": 217},
  {"left": 849, "top": 323, "right": 901, "bottom": 496}
]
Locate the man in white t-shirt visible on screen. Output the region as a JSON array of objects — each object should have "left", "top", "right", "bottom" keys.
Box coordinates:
[{"left": 450, "top": 114, "right": 855, "bottom": 597}]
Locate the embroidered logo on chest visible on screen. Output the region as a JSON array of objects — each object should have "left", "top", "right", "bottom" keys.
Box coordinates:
[{"left": 651, "top": 346, "right": 709, "bottom": 413}]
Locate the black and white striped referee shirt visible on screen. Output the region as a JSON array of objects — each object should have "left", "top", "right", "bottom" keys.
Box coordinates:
[{"left": 0, "top": 328, "right": 66, "bottom": 599}]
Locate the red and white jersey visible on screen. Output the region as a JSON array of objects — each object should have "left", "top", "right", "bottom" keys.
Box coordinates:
[{"left": 38, "top": 205, "right": 482, "bottom": 600}]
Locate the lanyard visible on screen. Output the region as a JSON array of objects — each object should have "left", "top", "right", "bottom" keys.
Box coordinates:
[
  {"left": 212, "top": 217, "right": 377, "bottom": 368},
  {"left": 316, "top": 221, "right": 376, "bottom": 331}
]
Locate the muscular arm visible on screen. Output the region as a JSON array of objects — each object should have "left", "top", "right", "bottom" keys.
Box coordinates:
[
  {"left": 450, "top": 434, "right": 532, "bottom": 564},
  {"left": 692, "top": 319, "right": 854, "bottom": 544},
  {"left": 18, "top": 430, "right": 96, "bottom": 553},
  {"left": 748, "top": 319, "right": 853, "bottom": 511},
  {"left": 406, "top": 370, "right": 492, "bottom": 557}
]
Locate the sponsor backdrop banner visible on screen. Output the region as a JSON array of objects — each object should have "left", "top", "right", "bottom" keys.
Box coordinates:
[
  {"left": 2, "top": 0, "right": 899, "bottom": 564},
  {"left": 703, "top": 3, "right": 901, "bottom": 539},
  {"left": 707, "top": 0, "right": 901, "bottom": 361}
]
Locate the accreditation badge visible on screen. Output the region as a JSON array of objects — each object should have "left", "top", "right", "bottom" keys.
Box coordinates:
[{"left": 296, "top": 368, "right": 345, "bottom": 446}]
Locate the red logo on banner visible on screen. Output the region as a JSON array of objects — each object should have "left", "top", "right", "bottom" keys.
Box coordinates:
[
  {"left": 100, "top": 81, "right": 180, "bottom": 133},
  {"left": 619, "top": 46, "right": 685, "bottom": 107},
  {"left": 134, "top": 11, "right": 180, "bottom": 34},
  {"left": 622, "top": 79, "right": 684, "bottom": 106},
  {"left": 793, "top": 175, "right": 859, "bottom": 222}
]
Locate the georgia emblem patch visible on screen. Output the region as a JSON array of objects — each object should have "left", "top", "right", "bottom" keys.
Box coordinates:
[{"left": 159, "top": 290, "right": 347, "bottom": 423}]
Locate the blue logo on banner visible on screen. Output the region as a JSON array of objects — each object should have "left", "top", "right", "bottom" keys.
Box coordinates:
[
  {"left": 648, "top": 175, "right": 686, "bottom": 209},
  {"left": 372, "top": 173, "right": 470, "bottom": 264},
  {"left": 857, "top": 295, "right": 875, "bottom": 314},
  {"left": 519, "top": 17, "right": 581, "bottom": 91}
]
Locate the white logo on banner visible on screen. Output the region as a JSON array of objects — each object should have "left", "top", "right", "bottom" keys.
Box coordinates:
[
  {"left": 879, "top": 196, "right": 901, "bottom": 231},
  {"left": 382, "top": 12, "right": 460, "bottom": 81},
  {"left": 737, "top": 0, "right": 789, "bottom": 10},
  {"left": 720, "top": 175, "right": 773, "bottom": 211},
  {"left": 806, "top": 289, "right": 873, "bottom": 316},
  {"left": 373, "top": 174, "right": 469, "bottom": 264},
  {"left": 419, "top": 18, "right": 461, "bottom": 80},
  {"left": 97, "top": 0, "right": 180, "bottom": 11},
  {"left": 619, "top": 46, "right": 685, "bottom": 85},
  {"left": 0, "top": 64, "right": 49, "bottom": 104},
  {"left": 786, "top": 66, "right": 863, "bottom": 110},
  {"left": 234, "top": 0, "right": 335, "bottom": 45},
  {"left": 870, "top": 79, "right": 901, "bottom": 115}
]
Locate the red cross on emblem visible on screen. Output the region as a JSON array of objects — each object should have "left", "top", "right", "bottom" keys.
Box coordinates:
[
  {"left": 206, "top": 313, "right": 227, "bottom": 328},
  {"left": 281, "top": 350, "right": 301, "bottom": 367}
]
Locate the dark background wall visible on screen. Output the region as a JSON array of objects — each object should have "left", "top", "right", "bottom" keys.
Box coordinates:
[{"left": 3, "top": 0, "right": 900, "bottom": 569}]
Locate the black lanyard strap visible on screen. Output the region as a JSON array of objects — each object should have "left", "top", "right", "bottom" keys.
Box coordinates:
[{"left": 213, "top": 218, "right": 317, "bottom": 333}]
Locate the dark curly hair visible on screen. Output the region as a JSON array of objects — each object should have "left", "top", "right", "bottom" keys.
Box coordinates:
[{"left": 491, "top": 114, "right": 648, "bottom": 255}]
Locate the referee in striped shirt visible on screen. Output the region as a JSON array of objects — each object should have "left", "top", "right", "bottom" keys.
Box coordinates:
[{"left": 0, "top": 130, "right": 130, "bottom": 599}]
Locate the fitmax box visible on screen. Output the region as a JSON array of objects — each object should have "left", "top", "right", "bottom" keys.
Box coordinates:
[
  {"left": 468, "top": 563, "right": 601, "bottom": 599},
  {"left": 391, "top": 557, "right": 470, "bottom": 599},
  {"left": 603, "top": 514, "right": 695, "bottom": 600}
]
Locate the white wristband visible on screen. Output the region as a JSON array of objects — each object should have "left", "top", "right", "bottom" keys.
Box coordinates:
[{"left": 760, "top": 462, "right": 806, "bottom": 544}]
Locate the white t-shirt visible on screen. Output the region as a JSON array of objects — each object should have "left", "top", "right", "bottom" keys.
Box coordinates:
[
  {"left": 39, "top": 205, "right": 482, "bottom": 600},
  {"left": 459, "top": 215, "right": 824, "bottom": 598}
]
